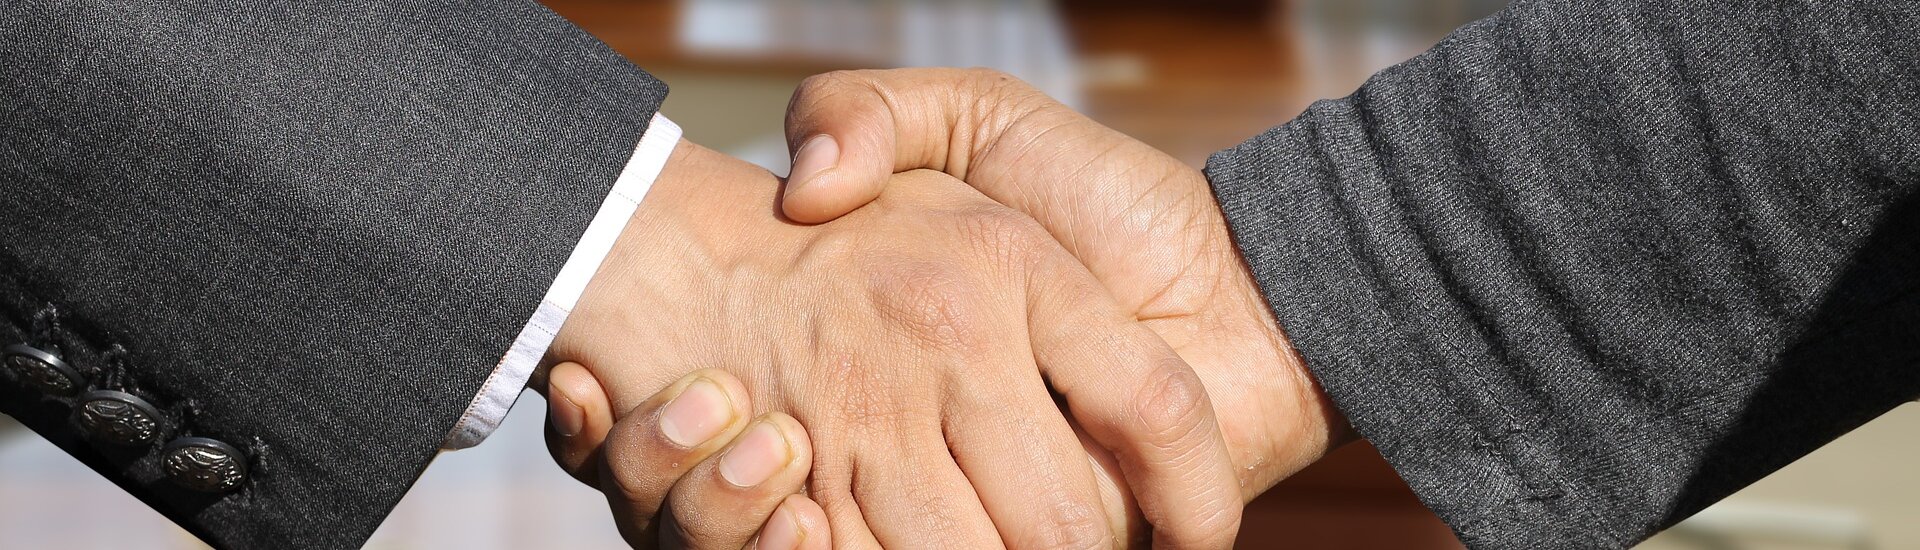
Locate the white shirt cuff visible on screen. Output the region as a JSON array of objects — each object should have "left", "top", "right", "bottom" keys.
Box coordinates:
[{"left": 440, "top": 114, "right": 682, "bottom": 450}]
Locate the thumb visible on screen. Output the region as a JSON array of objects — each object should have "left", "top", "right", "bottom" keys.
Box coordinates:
[{"left": 780, "top": 67, "right": 1047, "bottom": 223}]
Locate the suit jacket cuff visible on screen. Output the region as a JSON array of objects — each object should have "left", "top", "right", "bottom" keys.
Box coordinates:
[{"left": 441, "top": 114, "right": 683, "bottom": 450}]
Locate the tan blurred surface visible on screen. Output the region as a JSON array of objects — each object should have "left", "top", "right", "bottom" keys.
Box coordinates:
[{"left": 1638, "top": 404, "right": 1920, "bottom": 550}]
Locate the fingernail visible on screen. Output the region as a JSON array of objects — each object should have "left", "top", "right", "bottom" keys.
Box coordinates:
[
  {"left": 786, "top": 134, "right": 839, "bottom": 194},
  {"left": 549, "top": 391, "right": 585, "bottom": 438},
  {"left": 720, "top": 421, "right": 791, "bottom": 487},
  {"left": 756, "top": 500, "right": 804, "bottom": 550},
  {"left": 660, "top": 379, "right": 733, "bottom": 447}
]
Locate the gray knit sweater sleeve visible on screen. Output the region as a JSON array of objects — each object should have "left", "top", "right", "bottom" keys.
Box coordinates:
[{"left": 1204, "top": 0, "right": 1919, "bottom": 547}]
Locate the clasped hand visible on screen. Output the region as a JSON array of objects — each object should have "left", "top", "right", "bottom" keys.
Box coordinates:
[{"left": 540, "top": 68, "right": 1350, "bottom": 549}]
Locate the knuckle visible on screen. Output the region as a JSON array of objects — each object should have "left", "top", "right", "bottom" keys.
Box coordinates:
[
  {"left": 816, "top": 353, "right": 912, "bottom": 432},
  {"left": 960, "top": 67, "right": 1019, "bottom": 89},
  {"left": 788, "top": 70, "right": 891, "bottom": 138},
  {"left": 603, "top": 454, "right": 657, "bottom": 506},
  {"left": 793, "top": 70, "right": 885, "bottom": 110},
  {"left": 960, "top": 67, "right": 1043, "bottom": 111},
  {"left": 865, "top": 259, "right": 994, "bottom": 354},
  {"left": 796, "top": 225, "right": 866, "bottom": 262},
  {"left": 1132, "top": 358, "right": 1214, "bottom": 451},
  {"left": 901, "top": 483, "right": 967, "bottom": 540},
  {"left": 601, "top": 427, "right": 669, "bottom": 505},
  {"left": 954, "top": 206, "right": 1049, "bottom": 263},
  {"left": 794, "top": 70, "right": 856, "bottom": 99},
  {"left": 804, "top": 345, "right": 942, "bottom": 443},
  {"left": 1019, "top": 499, "right": 1112, "bottom": 550},
  {"left": 666, "top": 495, "right": 729, "bottom": 550}
]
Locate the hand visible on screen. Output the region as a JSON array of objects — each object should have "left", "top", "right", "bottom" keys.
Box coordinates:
[
  {"left": 780, "top": 68, "right": 1356, "bottom": 497},
  {"left": 546, "top": 364, "right": 832, "bottom": 550},
  {"left": 546, "top": 141, "right": 1245, "bottom": 548}
]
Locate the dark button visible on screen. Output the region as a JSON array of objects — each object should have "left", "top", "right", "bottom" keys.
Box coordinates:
[
  {"left": 162, "top": 437, "right": 249, "bottom": 492},
  {"left": 3, "top": 343, "right": 85, "bottom": 397},
  {"left": 75, "top": 390, "right": 166, "bottom": 446}
]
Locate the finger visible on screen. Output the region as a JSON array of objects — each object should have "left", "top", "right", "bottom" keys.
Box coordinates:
[
  {"left": 658, "top": 413, "right": 820, "bottom": 550},
  {"left": 845, "top": 433, "right": 1002, "bottom": 548},
  {"left": 599, "top": 368, "right": 755, "bottom": 545},
  {"left": 784, "top": 68, "right": 1191, "bottom": 314},
  {"left": 1071, "top": 413, "right": 1151, "bottom": 547},
  {"left": 547, "top": 361, "right": 618, "bottom": 487},
  {"left": 781, "top": 67, "right": 1048, "bottom": 223},
  {"left": 943, "top": 356, "right": 1117, "bottom": 548},
  {"left": 797, "top": 443, "right": 884, "bottom": 550},
  {"left": 753, "top": 495, "right": 832, "bottom": 550},
  {"left": 1028, "top": 259, "right": 1244, "bottom": 549}
]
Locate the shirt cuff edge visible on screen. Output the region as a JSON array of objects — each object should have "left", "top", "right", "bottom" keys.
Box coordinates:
[{"left": 440, "top": 113, "right": 683, "bottom": 450}]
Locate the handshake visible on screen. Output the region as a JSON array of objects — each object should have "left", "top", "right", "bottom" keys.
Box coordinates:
[
  {"left": 7, "top": 3, "right": 1904, "bottom": 547},
  {"left": 539, "top": 68, "right": 1347, "bottom": 549}
]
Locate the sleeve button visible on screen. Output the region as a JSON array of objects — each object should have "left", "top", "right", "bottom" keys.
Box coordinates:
[
  {"left": 75, "top": 390, "right": 167, "bottom": 446},
  {"left": 3, "top": 343, "right": 86, "bottom": 397},
  {"left": 162, "top": 437, "right": 249, "bottom": 492}
]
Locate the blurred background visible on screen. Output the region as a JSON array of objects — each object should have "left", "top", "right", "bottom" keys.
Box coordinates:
[{"left": 4, "top": 0, "right": 1914, "bottom": 548}]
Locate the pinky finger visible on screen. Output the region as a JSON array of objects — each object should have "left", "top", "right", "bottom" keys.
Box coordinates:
[{"left": 546, "top": 361, "right": 618, "bottom": 487}]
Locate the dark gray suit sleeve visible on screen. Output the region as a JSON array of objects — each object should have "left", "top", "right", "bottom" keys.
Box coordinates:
[
  {"left": 0, "top": 1, "right": 664, "bottom": 547},
  {"left": 1205, "top": 0, "right": 1919, "bottom": 547}
]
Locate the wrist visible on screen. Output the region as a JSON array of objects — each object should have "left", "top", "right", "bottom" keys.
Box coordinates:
[
  {"left": 1196, "top": 175, "right": 1353, "bottom": 497},
  {"left": 550, "top": 139, "right": 782, "bottom": 414},
  {"left": 1228, "top": 279, "right": 1355, "bottom": 497}
]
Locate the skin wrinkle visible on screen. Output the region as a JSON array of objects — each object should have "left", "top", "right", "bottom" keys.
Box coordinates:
[
  {"left": 900, "top": 422, "right": 980, "bottom": 540},
  {"left": 1013, "top": 131, "right": 1105, "bottom": 261},
  {"left": 947, "top": 76, "right": 1009, "bottom": 181},
  {"left": 1123, "top": 366, "right": 1237, "bottom": 536},
  {"left": 819, "top": 450, "right": 882, "bottom": 548},
  {"left": 937, "top": 227, "right": 1118, "bottom": 548},
  {"left": 985, "top": 128, "right": 1122, "bottom": 284},
  {"left": 1132, "top": 365, "right": 1212, "bottom": 455},
  {"left": 778, "top": 68, "right": 1422, "bottom": 546},
  {"left": 947, "top": 381, "right": 1111, "bottom": 549},
  {"left": 1128, "top": 174, "right": 1223, "bottom": 322},
  {"left": 868, "top": 262, "right": 988, "bottom": 357},
  {"left": 936, "top": 69, "right": 1328, "bottom": 503},
  {"left": 825, "top": 168, "right": 1167, "bottom": 546},
  {"left": 1001, "top": 109, "right": 1216, "bottom": 322},
  {"left": 964, "top": 71, "right": 1043, "bottom": 181},
  {"left": 576, "top": 152, "right": 1144, "bottom": 542}
]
